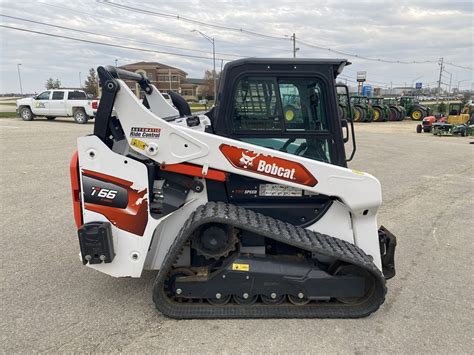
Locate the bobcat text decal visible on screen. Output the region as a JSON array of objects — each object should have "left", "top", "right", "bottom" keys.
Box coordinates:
[{"left": 219, "top": 144, "right": 318, "bottom": 187}]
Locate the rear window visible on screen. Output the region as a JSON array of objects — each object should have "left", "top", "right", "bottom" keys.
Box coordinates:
[
  {"left": 67, "top": 91, "right": 87, "bottom": 100},
  {"left": 52, "top": 91, "right": 64, "bottom": 100}
]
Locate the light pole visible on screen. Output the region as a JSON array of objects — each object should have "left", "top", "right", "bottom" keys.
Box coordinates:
[
  {"left": 192, "top": 29, "right": 216, "bottom": 102},
  {"left": 79, "top": 72, "right": 82, "bottom": 88},
  {"left": 17, "top": 63, "right": 23, "bottom": 95}
]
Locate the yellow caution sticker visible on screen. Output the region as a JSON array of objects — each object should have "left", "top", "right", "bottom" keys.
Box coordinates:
[
  {"left": 351, "top": 169, "right": 365, "bottom": 175},
  {"left": 131, "top": 138, "right": 147, "bottom": 150},
  {"left": 232, "top": 263, "right": 250, "bottom": 272}
]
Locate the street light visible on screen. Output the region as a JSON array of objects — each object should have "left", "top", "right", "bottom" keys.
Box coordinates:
[
  {"left": 192, "top": 29, "right": 216, "bottom": 102},
  {"left": 17, "top": 63, "right": 23, "bottom": 95}
]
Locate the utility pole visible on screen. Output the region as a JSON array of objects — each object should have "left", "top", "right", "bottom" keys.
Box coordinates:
[
  {"left": 436, "top": 57, "right": 444, "bottom": 103},
  {"left": 17, "top": 63, "right": 23, "bottom": 95},
  {"left": 448, "top": 73, "right": 452, "bottom": 95},
  {"left": 292, "top": 33, "right": 296, "bottom": 58},
  {"left": 79, "top": 72, "right": 82, "bottom": 88}
]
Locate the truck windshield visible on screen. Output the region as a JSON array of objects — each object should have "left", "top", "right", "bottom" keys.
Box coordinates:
[{"left": 232, "top": 76, "right": 333, "bottom": 163}]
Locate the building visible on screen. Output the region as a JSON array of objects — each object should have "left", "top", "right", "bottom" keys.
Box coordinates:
[{"left": 118, "top": 61, "right": 206, "bottom": 101}]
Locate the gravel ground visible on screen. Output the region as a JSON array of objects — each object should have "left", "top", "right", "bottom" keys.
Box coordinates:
[{"left": 1, "top": 118, "right": 472, "bottom": 353}]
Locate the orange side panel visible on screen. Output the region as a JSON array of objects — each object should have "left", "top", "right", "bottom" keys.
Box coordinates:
[
  {"left": 69, "top": 151, "right": 83, "bottom": 228},
  {"left": 160, "top": 163, "right": 228, "bottom": 182}
]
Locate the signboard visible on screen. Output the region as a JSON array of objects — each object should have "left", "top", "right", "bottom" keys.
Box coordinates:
[
  {"left": 357, "top": 71, "right": 367, "bottom": 82},
  {"left": 415, "top": 82, "right": 422, "bottom": 89}
]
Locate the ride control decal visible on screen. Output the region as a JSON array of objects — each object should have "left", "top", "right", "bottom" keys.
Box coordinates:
[
  {"left": 130, "top": 127, "right": 161, "bottom": 139},
  {"left": 219, "top": 144, "right": 318, "bottom": 187},
  {"left": 82, "top": 170, "right": 148, "bottom": 236}
]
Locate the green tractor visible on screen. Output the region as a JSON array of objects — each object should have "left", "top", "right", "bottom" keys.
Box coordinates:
[
  {"left": 398, "top": 96, "right": 431, "bottom": 121},
  {"left": 337, "top": 93, "right": 351, "bottom": 120},
  {"left": 350, "top": 95, "right": 374, "bottom": 122},
  {"left": 370, "top": 97, "right": 389, "bottom": 122},
  {"left": 383, "top": 98, "right": 405, "bottom": 121}
]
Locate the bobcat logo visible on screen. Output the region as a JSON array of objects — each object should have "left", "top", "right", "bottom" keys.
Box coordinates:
[{"left": 239, "top": 151, "right": 260, "bottom": 168}]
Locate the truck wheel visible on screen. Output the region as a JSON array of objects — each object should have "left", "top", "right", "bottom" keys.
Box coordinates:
[
  {"left": 20, "top": 107, "right": 34, "bottom": 121},
  {"left": 416, "top": 124, "right": 422, "bottom": 133},
  {"left": 46, "top": 116, "right": 56, "bottom": 120},
  {"left": 73, "top": 109, "right": 89, "bottom": 124}
]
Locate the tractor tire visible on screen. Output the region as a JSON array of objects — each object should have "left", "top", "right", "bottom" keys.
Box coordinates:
[
  {"left": 338, "top": 104, "right": 346, "bottom": 120},
  {"left": 73, "top": 109, "right": 89, "bottom": 124},
  {"left": 410, "top": 107, "right": 424, "bottom": 121},
  {"left": 20, "top": 107, "right": 34, "bottom": 121},
  {"left": 416, "top": 124, "right": 422, "bottom": 133},
  {"left": 46, "top": 116, "right": 56, "bottom": 120},
  {"left": 397, "top": 108, "right": 406, "bottom": 121},
  {"left": 388, "top": 107, "right": 398, "bottom": 121},
  {"left": 366, "top": 109, "right": 374, "bottom": 122},
  {"left": 373, "top": 107, "right": 383, "bottom": 122},
  {"left": 353, "top": 106, "right": 364, "bottom": 122}
]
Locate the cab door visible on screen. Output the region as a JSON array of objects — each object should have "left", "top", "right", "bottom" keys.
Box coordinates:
[
  {"left": 49, "top": 91, "right": 67, "bottom": 116},
  {"left": 32, "top": 91, "right": 51, "bottom": 115}
]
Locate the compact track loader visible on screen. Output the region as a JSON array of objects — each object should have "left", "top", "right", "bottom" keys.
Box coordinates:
[{"left": 70, "top": 58, "right": 397, "bottom": 319}]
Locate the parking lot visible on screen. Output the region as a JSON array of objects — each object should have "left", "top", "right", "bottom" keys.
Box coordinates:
[{"left": 0, "top": 117, "right": 472, "bottom": 353}]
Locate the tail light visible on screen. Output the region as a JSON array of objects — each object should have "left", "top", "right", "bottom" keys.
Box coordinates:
[{"left": 92, "top": 101, "right": 99, "bottom": 110}]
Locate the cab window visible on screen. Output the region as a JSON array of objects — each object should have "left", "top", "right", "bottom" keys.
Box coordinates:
[
  {"left": 233, "top": 77, "right": 282, "bottom": 131},
  {"left": 232, "top": 76, "right": 334, "bottom": 164},
  {"left": 52, "top": 91, "right": 64, "bottom": 100},
  {"left": 233, "top": 77, "right": 328, "bottom": 132},
  {"left": 279, "top": 79, "right": 327, "bottom": 131},
  {"left": 36, "top": 91, "right": 51, "bottom": 100}
]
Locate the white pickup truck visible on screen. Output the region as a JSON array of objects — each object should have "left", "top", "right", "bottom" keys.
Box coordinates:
[{"left": 16, "top": 89, "right": 98, "bottom": 124}]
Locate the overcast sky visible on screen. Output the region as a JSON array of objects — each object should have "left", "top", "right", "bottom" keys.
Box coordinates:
[{"left": 0, "top": 0, "right": 472, "bottom": 94}]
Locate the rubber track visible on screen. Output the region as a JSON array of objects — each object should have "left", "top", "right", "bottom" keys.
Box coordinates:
[{"left": 152, "top": 202, "right": 386, "bottom": 319}]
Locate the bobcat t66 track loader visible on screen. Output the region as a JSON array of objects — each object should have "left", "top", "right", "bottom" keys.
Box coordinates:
[{"left": 70, "top": 58, "right": 397, "bottom": 319}]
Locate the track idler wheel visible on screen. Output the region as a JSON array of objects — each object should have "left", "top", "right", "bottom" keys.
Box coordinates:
[
  {"left": 233, "top": 294, "right": 258, "bottom": 305},
  {"left": 288, "top": 294, "right": 311, "bottom": 305},
  {"left": 334, "top": 265, "right": 375, "bottom": 304},
  {"left": 261, "top": 294, "right": 286, "bottom": 305},
  {"left": 164, "top": 268, "right": 195, "bottom": 302},
  {"left": 207, "top": 294, "right": 232, "bottom": 305}
]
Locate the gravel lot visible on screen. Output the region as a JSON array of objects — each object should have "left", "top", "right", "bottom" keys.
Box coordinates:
[{"left": 1, "top": 117, "right": 472, "bottom": 353}]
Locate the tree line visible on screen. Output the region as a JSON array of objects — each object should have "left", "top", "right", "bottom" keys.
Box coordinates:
[{"left": 45, "top": 68, "right": 99, "bottom": 97}]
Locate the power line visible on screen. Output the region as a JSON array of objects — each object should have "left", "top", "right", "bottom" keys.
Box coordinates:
[
  {"left": 10, "top": 3, "right": 294, "bottom": 54},
  {"left": 0, "top": 25, "right": 232, "bottom": 62},
  {"left": 99, "top": 1, "right": 473, "bottom": 70},
  {"left": 297, "top": 39, "right": 438, "bottom": 65},
  {"left": 0, "top": 14, "right": 242, "bottom": 59},
  {"left": 98, "top": 0, "right": 289, "bottom": 41}
]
